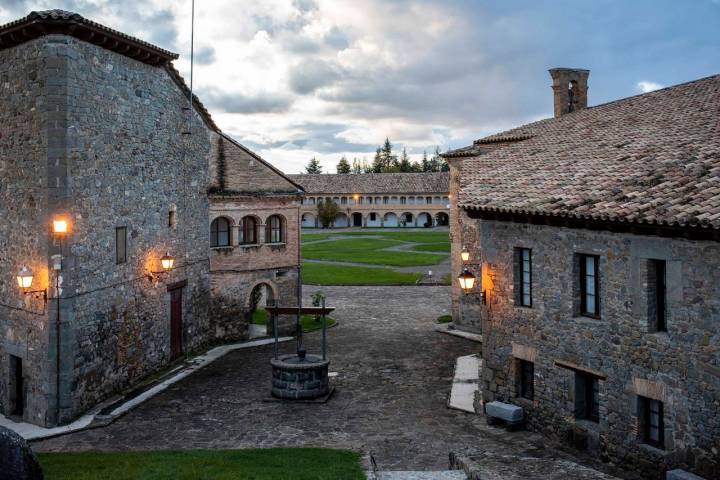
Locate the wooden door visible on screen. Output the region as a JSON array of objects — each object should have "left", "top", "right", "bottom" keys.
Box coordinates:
[{"left": 170, "top": 287, "right": 183, "bottom": 360}]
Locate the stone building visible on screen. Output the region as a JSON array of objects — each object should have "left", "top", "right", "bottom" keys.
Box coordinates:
[
  {"left": 0, "top": 10, "right": 301, "bottom": 428},
  {"left": 444, "top": 70, "right": 720, "bottom": 478},
  {"left": 208, "top": 134, "right": 304, "bottom": 340},
  {"left": 290, "top": 172, "right": 450, "bottom": 228}
]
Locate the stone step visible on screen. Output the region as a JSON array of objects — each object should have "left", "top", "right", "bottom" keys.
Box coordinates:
[{"left": 376, "top": 471, "right": 467, "bottom": 480}]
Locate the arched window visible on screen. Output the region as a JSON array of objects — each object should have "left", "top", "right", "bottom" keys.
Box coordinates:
[
  {"left": 241, "top": 216, "right": 258, "bottom": 245},
  {"left": 210, "top": 217, "right": 230, "bottom": 247},
  {"left": 266, "top": 215, "right": 284, "bottom": 243}
]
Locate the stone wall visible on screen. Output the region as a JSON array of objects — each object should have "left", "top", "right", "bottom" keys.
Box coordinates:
[
  {"left": 0, "top": 38, "right": 52, "bottom": 426},
  {"left": 472, "top": 218, "right": 719, "bottom": 479},
  {"left": 209, "top": 195, "right": 301, "bottom": 340},
  {"left": 1, "top": 34, "right": 214, "bottom": 426}
]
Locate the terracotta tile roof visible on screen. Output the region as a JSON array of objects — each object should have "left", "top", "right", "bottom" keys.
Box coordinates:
[
  {"left": 0, "top": 10, "right": 178, "bottom": 65},
  {"left": 289, "top": 172, "right": 449, "bottom": 194},
  {"left": 458, "top": 74, "right": 720, "bottom": 230}
]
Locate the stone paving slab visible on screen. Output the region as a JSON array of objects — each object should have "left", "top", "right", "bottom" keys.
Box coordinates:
[
  {"left": 448, "top": 355, "right": 479, "bottom": 413},
  {"left": 32, "top": 286, "right": 617, "bottom": 476},
  {"left": 377, "top": 471, "right": 467, "bottom": 480}
]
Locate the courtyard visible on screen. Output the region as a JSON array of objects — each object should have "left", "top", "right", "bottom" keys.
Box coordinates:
[{"left": 34, "top": 285, "right": 553, "bottom": 474}]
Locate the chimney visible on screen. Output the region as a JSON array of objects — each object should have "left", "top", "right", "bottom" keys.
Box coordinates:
[{"left": 549, "top": 68, "right": 589, "bottom": 117}]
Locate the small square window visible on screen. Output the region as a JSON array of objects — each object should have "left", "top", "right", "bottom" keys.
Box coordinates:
[{"left": 115, "top": 227, "right": 127, "bottom": 264}]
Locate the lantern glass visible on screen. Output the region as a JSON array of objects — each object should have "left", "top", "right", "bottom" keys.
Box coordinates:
[
  {"left": 53, "top": 219, "right": 68, "bottom": 234},
  {"left": 458, "top": 268, "right": 476, "bottom": 292},
  {"left": 16, "top": 266, "right": 34, "bottom": 289},
  {"left": 461, "top": 249, "right": 470, "bottom": 262},
  {"left": 160, "top": 252, "right": 175, "bottom": 271}
]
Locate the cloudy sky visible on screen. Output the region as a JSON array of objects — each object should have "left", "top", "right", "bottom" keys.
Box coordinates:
[{"left": 2, "top": 1, "right": 719, "bottom": 173}]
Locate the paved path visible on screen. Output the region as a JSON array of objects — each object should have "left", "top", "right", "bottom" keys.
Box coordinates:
[{"left": 32, "top": 286, "right": 562, "bottom": 471}]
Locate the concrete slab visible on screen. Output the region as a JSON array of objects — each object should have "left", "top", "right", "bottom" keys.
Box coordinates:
[
  {"left": 434, "top": 323, "right": 482, "bottom": 343},
  {"left": 377, "top": 471, "right": 467, "bottom": 480},
  {"left": 448, "top": 354, "right": 480, "bottom": 413}
]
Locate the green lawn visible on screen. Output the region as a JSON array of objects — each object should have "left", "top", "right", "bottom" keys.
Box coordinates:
[
  {"left": 335, "top": 230, "right": 449, "bottom": 244},
  {"left": 301, "top": 233, "right": 332, "bottom": 242},
  {"left": 302, "top": 237, "right": 446, "bottom": 267},
  {"left": 302, "top": 262, "right": 421, "bottom": 285},
  {"left": 251, "top": 309, "right": 269, "bottom": 325},
  {"left": 437, "top": 314, "right": 453, "bottom": 323},
  {"left": 409, "top": 242, "right": 451, "bottom": 252},
  {"left": 38, "top": 448, "right": 365, "bottom": 480}
]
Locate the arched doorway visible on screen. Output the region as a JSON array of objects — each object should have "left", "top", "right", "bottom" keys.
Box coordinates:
[
  {"left": 352, "top": 212, "right": 363, "bottom": 227},
  {"left": 400, "top": 212, "right": 413, "bottom": 227},
  {"left": 435, "top": 212, "right": 449, "bottom": 226},
  {"left": 383, "top": 212, "right": 398, "bottom": 227},
  {"left": 417, "top": 212, "right": 432, "bottom": 228},
  {"left": 334, "top": 213, "right": 349, "bottom": 228},
  {"left": 248, "top": 282, "right": 277, "bottom": 338}
]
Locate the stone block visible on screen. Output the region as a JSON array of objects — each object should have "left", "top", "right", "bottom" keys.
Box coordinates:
[
  {"left": 485, "top": 401, "right": 524, "bottom": 422},
  {"left": 0, "top": 426, "right": 44, "bottom": 480},
  {"left": 666, "top": 470, "right": 706, "bottom": 480}
]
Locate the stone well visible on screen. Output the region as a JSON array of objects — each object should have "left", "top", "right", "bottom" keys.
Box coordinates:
[{"left": 271, "top": 354, "right": 329, "bottom": 400}]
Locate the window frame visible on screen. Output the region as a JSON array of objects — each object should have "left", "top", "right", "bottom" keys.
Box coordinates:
[
  {"left": 640, "top": 396, "right": 665, "bottom": 449},
  {"left": 210, "top": 217, "right": 231, "bottom": 247},
  {"left": 266, "top": 215, "right": 284, "bottom": 244},
  {"left": 648, "top": 259, "right": 667, "bottom": 332},
  {"left": 518, "top": 359, "right": 534, "bottom": 400},
  {"left": 115, "top": 226, "right": 127, "bottom": 265},
  {"left": 516, "top": 248, "right": 532, "bottom": 307},
  {"left": 241, "top": 216, "right": 258, "bottom": 245},
  {"left": 579, "top": 254, "right": 600, "bottom": 318},
  {"left": 574, "top": 372, "right": 600, "bottom": 423}
]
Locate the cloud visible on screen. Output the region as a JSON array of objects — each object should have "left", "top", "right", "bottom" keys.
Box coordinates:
[
  {"left": 636, "top": 81, "right": 665, "bottom": 93},
  {"left": 288, "top": 59, "right": 341, "bottom": 94},
  {"left": 202, "top": 88, "right": 294, "bottom": 114},
  {"left": 194, "top": 46, "right": 216, "bottom": 65}
]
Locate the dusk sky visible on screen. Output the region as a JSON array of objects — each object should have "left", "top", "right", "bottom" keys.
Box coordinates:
[{"left": 2, "top": 0, "right": 718, "bottom": 173}]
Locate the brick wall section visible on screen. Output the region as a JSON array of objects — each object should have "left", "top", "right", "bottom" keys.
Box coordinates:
[
  {"left": 473, "top": 218, "right": 720, "bottom": 478},
  {"left": 0, "top": 38, "right": 52, "bottom": 425}
]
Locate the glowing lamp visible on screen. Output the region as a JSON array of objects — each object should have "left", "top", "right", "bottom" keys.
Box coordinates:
[
  {"left": 461, "top": 248, "right": 470, "bottom": 262},
  {"left": 53, "top": 219, "right": 68, "bottom": 235},
  {"left": 458, "top": 268, "right": 475, "bottom": 293},
  {"left": 16, "top": 266, "right": 34, "bottom": 290},
  {"left": 160, "top": 252, "right": 175, "bottom": 271}
]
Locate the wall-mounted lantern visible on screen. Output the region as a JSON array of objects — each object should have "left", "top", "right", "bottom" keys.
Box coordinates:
[
  {"left": 457, "top": 267, "right": 486, "bottom": 304},
  {"left": 461, "top": 247, "right": 470, "bottom": 262},
  {"left": 52, "top": 218, "right": 68, "bottom": 235},
  {"left": 160, "top": 252, "right": 175, "bottom": 272},
  {"left": 16, "top": 266, "right": 47, "bottom": 303}
]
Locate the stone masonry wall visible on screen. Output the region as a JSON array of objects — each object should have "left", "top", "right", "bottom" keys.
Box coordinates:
[
  {"left": 473, "top": 218, "right": 720, "bottom": 479},
  {"left": 209, "top": 196, "right": 301, "bottom": 340},
  {"left": 0, "top": 39, "right": 52, "bottom": 425},
  {"left": 51, "top": 35, "right": 212, "bottom": 425}
]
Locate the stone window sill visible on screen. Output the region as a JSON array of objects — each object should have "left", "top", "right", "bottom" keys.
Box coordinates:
[
  {"left": 211, "top": 246, "right": 234, "bottom": 252},
  {"left": 638, "top": 442, "right": 668, "bottom": 457},
  {"left": 238, "top": 243, "right": 260, "bottom": 249},
  {"left": 265, "top": 242, "right": 286, "bottom": 247}
]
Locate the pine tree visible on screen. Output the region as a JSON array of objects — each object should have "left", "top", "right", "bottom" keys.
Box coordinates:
[
  {"left": 352, "top": 158, "right": 362, "bottom": 174},
  {"left": 305, "top": 157, "right": 323, "bottom": 174},
  {"left": 336, "top": 155, "right": 351, "bottom": 174},
  {"left": 371, "top": 147, "right": 384, "bottom": 173},
  {"left": 421, "top": 151, "right": 430, "bottom": 172},
  {"left": 429, "top": 147, "right": 442, "bottom": 172},
  {"left": 399, "top": 148, "right": 412, "bottom": 172}
]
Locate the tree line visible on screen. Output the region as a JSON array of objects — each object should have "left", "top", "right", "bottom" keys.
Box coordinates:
[{"left": 304, "top": 138, "right": 449, "bottom": 174}]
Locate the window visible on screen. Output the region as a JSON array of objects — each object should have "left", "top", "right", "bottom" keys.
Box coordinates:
[
  {"left": 370, "top": 213, "right": 377, "bottom": 221},
  {"left": 639, "top": 396, "right": 664, "bottom": 449},
  {"left": 517, "top": 359, "right": 534, "bottom": 400},
  {"left": 579, "top": 254, "right": 600, "bottom": 317},
  {"left": 168, "top": 209, "right": 176, "bottom": 229},
  {"left": 367, "top": 197, "right": 372, "bottom": 204},
  {"left": 266, "top": 215, "right": 284, "bottom": 243},
  {"left": 515, "top": 248, "right": 532, "bottom": 307},
  {"left": 115, "top": 227, "right": 127, "bottom": 264},
  {"left": 210, "top": 217, "right": 230, "bottom": 247},
  {"left": 426, "top": 196, "right": 432, "bottom": 204},
  {"left": 383, "top": 196, "right": 389, "bottom": 204},
  {"left": 574, "top": 372, "right": 599, "bottom": 422},
  {"left": 405, "top": 213, "right": 413, "bottom": 223},
  {"left": 648, "top": 259, "right": 667, "bottom": 332},
  {"left": 400, "top": 196, "right": 406, "bottom": 204},
  {"left": 341, "top": 197, "right": 347, "bottom": 205},
  {"left": 241, "top": 217, "right": 258, "bottom": 245}
]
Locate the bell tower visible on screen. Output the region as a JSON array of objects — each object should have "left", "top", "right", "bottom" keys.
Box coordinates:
[{"left": 549, "top": 68, "right": 590, "bottom": 117}]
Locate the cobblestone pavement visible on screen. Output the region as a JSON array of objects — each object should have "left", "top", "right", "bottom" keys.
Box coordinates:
[{"left": 34, "top": 286, "right": 564, "bottom": 470}]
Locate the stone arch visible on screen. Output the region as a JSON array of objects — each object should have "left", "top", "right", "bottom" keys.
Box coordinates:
[
  {"left": 210, "top": 215, "right": 235, "bottom": 246},
  {"left": 400, "top": 212, "right": 414, "bottom": 227},
  {"left": 265, "top": 214, "right": 286, "bottom": 243},
  {"left": 383, "top": 212, "right": 398, "bottom": 227},
  {"left": 246, "top": 280, "right": 279, "bottom": 311},
  {"left": 435, "top": 212, "right": 449, "bottom": 226},
  {"left": 366, "top": 211, "right": 381, "bottom": 227},
  {"left": 302, "top": 212, "right": 317, "bottom": 228},
  {"left": 240, "top": 214, "right": 261, "bottom": 244},
  {"left": 334, "top": 213, "right": 349, "bottom": 228},
  {"left": 417, "top": 212, "right": 432, "bottom": 228}
]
